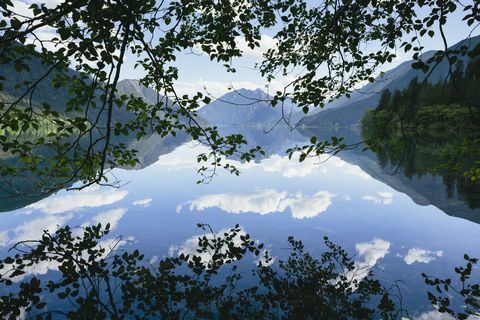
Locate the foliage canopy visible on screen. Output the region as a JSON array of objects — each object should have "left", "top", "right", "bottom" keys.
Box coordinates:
[{"left": 1, "top": 0, "right": 480, "bottom": 193}]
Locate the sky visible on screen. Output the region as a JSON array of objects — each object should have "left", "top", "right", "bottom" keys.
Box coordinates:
[
  {"left": 9, "top": 0, "right": 480, "bottom": 99},
  {"left": 118, "top": 3, "right": 479, "bottom": 99}
]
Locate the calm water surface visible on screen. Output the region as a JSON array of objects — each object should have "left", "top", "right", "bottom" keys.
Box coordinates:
[{"left": 1, "top": 128, "right": 479, "bottom": 318}]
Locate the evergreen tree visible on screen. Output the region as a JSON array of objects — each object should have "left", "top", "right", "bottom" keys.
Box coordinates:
[
  {"left": 390, "top": 90, "right": 403, "bottom": 113},
  {"left": 377, "top": 89, "right": 392, "bottom": 111},
  {"left": 449, "top": 60, "right": 465, "bottom": 104},
  {"left": 465, "top": 59, "right": 480, "bottom": 110},
  {"left": 452, "top": 59, "right": 465, "bottom": 81},
  {"left": 401, "top": 77, "right": 421, "bottom": 123},
  {"left": 466, "top": 57, "right": 480, "bottom": 81}
]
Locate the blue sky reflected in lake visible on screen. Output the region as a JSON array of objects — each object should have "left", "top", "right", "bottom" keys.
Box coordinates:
[{"left": 1, "top": 131, "right": 479, "bottom": 318}]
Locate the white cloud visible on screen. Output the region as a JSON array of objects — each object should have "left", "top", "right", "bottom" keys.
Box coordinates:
[
  {"left": 179, "top": 189, "right": 335, "bottom": 219},
  {"left": 0, "top": 231, "right": 9, "bottom": 247},
  {"left": 156, "top": 143, "right": 211, "bottom": 169},
  {"left": 149, "top": 255, "right": 159, "bottom": 264},
  {"left": 11, "top": 1, "right": 35, "bottom": 18},
  {"left": 7, "top": 259, "right": 60, "bottom": 283},
  {"left": 258, "top": 154, "right": 323, "bottom": 178},
  {"left": 6, "top": 234, "right": 135, "bottom": 283},
  {"left": 158, "top": 149, "right": 323, "bottom": 178},
  {"left": 235, "top": 34, "right": 277, "bottom": 59},
  {"left": 413, "top": 310, "right": 456, "bottom": 320},
  {"left": 3, "top": 207, "right": 127, "bottom": 248},
  {"left": 183, "top": 189, "right": 288, "bottom": 215},
  {"left": 330, "top": 156, "right": 373, "bottom": 180},
  {"left": 173, "top": 79, "right": 260, "bottom": 100},
  {"left": 288, "top": 191, "right": 336, "bottom": 219},
  {"left": 156, "top": 144, "right": 370, "bottom": 181},
  {"left": 254, "top": 250, "right": 276, "bottom": 267},
  {"left": 169, "top": 227, "right": 248, "bottom": 265},
  {"left": 132, "top": 198, "right": 152, "bottom": 208},
  {"left": 404, "top": 248, "right": 443, "bottom": 265},
  {"left": 84, "top": 208, "right": 127, "bottom": 231},
  {"left": 27, "top": 185, "right": 128, "bottom": 214},
  {"left": 343, "top": 238, "right": 390, "bottom": 285},
  {"left": 356, "top": 238, "right": 391, "bottom": 266},
  {"left": 362, "top": 191, "right": 394, "bottom": 205},
  {"left": 10, "top": 214, "right": 72, "bottom": 245}
]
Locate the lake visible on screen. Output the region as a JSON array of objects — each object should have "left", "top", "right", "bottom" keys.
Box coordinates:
[{"left": 1, "top": 126, "right": 479, "bottom": 319}]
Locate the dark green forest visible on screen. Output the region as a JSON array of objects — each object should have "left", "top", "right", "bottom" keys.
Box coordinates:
[
  {"left": 362, "top": 58, "right": 480, "bottom": 209},
  {"left": 362, "top": 58, "right": 480, "bottom": 134}
]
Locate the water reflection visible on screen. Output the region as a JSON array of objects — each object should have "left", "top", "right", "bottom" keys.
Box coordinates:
[
  {"left": 178, "top": 189, "right": 335, "bottom": 219},
  {"left": 132, "top": 198, "right": 153, "bottom": 207},
  {"left": 0, "top": 126, "right": 479, "bottom": 317},
  {"left": 302, "top": 127, "right": 480, "bottom": 225},
  {"left": 168, "top": 226, "right": 251, "bottom": 265},
  {"left": 1, "top": 214, "right": 72, "bottom": 249},
  {"left": 26, "top": 185, "right": 128, "bottom": 214},
  {"left": 402, "top": 248, "right": 443, "bottom": 265},
  {"left": 362, "top": 191, "right": 394, "bottom": 205},
  {"left": 346, "top": 238, "right": 390, "bottom": 284}
]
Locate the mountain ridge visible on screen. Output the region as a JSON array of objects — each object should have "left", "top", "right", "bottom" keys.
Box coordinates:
[
  {"left": 300, "top": 35, "right": 480, "bottom": 127},
  {"left": 198, "top": 88, "right": 302, "bottom": 126}
]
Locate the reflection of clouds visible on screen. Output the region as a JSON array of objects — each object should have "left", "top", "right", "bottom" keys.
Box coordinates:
[
  {"left": 404, "top": 248, "right": 443, "bottom": 265},
  {"left": 344, "top": 238, "right": 390, "bottom": 284},
  {"left": 10, "top": 214, "right": 72, "bottom": 245},
  {"left": 156, "top": 143, "right": 211, "bottom": 170},
  {"left": 149, "top": 255, "right": 159, "bottom": 265},
  {"left": 254, "top": 250, "right": 276, "bottom": 267},
  {"left": 8, "top": 235, "right": 135, "bottom": 283},
  {"left": 414, "top": 310, "right": 456, "bottom": 320},
  {"left": 356, "top": 238, "right": 390, "bottom": 266},
  {"left": 8, "top": 259, "right": 60, "bottom": 283},
  {"left": 362, "top": 191, "right": 394, "bottom": 205},
  {"left": 183, "top": 189, "right": 287, "bottom": 215},
  {"left": 0, "top": 214, "right": 72, "bottom": 281},
  {"left": 260, "top": 154, "right": 366, "bottom": 180},
  {"left": 258, "top": 154, "right": 324, "bottom": 178},
  {"left": 178, "top": 189, "right": 335, "bottom": 219},
  {"left": 97, "top": 236, "right": 135, "bottom": 254},
  {"left": 133, "top": 198, "right": 153, "bottom": 208},
  {"left": 0, "top": 231, "right": 8, "bottom": 247},
  {"left": 288, "top": 191, "right": 336, "bottom": 219},
  {"left": 27, "top": 186, "right": 128, "bottom": 214},
  {"left": 156, "top": 144, "right": 372, "bottom": 180},
  {"left": 330, "top": 157, "right": 373, "bottom": 180},
  {"left": 2, "top": 207, "right": 128, "bottom": 248},
  {"left": 168, "top": 227, "right": 248, "bottom": 265},
  {"left": 83, "top": 208, "right": 127, "bottom": 231}
]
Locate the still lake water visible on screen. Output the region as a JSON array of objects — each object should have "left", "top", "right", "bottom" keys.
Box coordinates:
[{"left": 1, "top": 127, "right": 479, "bottom": 318}]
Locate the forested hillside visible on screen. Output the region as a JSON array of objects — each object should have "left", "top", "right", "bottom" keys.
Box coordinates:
[
  {"left": 362, "top": 58, "right": 480, "bottom": 191},
  {"left": 301, "top": 36, "right": 480, "bottom": 127},
  {"left": 362, "top": 58, "right": 480, "bottom": 134}
]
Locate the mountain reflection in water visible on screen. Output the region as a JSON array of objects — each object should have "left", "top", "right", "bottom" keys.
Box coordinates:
[{"left": 0, "top": 126, "right": 479, "bottom": 317}]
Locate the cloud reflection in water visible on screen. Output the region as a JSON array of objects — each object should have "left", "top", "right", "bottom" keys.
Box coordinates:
[{"left": 178, "top": 189, "right": 336, "bottom": 219}]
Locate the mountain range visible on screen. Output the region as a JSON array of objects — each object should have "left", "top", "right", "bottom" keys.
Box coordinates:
[
  {"left": 198, "top": 88, "right": 302, "bottom": 126},
  {"left": 4, "top": 36, "right": 479, "bottom": 130},
  {"left": 299, "top": 35, "right": 480, "bottom": 127},
  {"left": 196, "top": 35, "right": 480, "bottom": 128}
]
